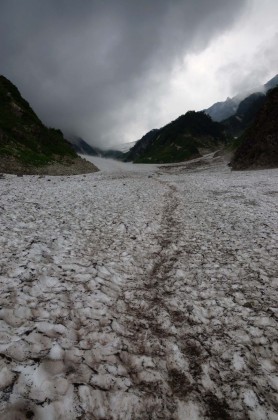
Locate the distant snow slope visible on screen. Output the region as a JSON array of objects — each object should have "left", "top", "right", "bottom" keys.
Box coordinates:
[
  {"left": 0, "top": 156, "right": 277, "bottom": 419},
  {"left": 80, "top": 154, "right": 158, "bottom": 172}
]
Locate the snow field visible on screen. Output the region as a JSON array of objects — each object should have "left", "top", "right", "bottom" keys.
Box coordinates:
[{"left": 0, "top": 157, "right": 277, "bottom": 419}]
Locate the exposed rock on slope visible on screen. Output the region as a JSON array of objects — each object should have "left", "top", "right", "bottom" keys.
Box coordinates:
[
  {"left": 69, "top": 137, "right": 100, "bottom": 156},
  {"left": 0, "top": 75, "right": 98, "bottom": 175},
  {"left": 126, "top": 111, "right": 226, "bottom": 164},
  {"left": 222, "top": 92, "right": 266, "bottom": 138},
  {"left": 264, "top": 73, "right": 278, "bottom": 91},
  {"left": 230, "top": 87, "right": 278, "bottom": 169},
  {"left": 205, "top": 96, "right": 239, "bottom": 122},
  {"left": 205, "top": 73, "right": 278, "bottom": 123}
]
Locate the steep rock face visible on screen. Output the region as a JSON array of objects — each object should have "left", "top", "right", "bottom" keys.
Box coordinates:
[
  {"left": 0, "top": 75, "right": 98, "bottom": 174},
  {"left": 126, "top": 111, "right": 226, "bottom": 164},
  {"left": 264, "top": 74, "right": 278, "bottom": 91},
  {"left": 230, "top": 87, "right": 278, "bottom": 169},
  {"left": 223, "top": 92, "right": 266, "bottom": 138},
  {"left": 125, "top": 129, "right": 160, "bottom": 162},
  {"left": 205, "top": 73, "right": 278, "bottom": 123},
  {"left": 69, "top": 137, "right": 100, "bottom": 156},
  {"left": 205, "top": 97, "right": 239, "bottom": 122}
]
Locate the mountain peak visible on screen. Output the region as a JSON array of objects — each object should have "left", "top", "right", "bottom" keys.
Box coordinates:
[
  {"left": 126, "top": 111, "right": 226, "bottom": 164},
  {"left": 205, "top": 73, "right": 278, "bottom": 123}
]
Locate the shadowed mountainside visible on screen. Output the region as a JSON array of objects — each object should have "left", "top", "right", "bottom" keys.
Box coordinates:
[
  {"left": 205, "top": 73, "right": 278, "bottom": 122},
  {"left": 230, "top": 87, "right": 278, "bottom": 170},
  {"left": 126, "top": 111, "right": 227, "bottom": 164},
  {"left": 69, "top": 136, "right": 126, "bottom": 161},
  {"left": 222, "top": 92, "right": 267, "bottom": 138},
  {"left": 0, "top": 75, "right": 98, "bottom": 174}
]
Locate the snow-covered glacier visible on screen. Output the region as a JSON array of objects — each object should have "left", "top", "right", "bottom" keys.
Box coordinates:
[{"left": 0, "top": 155, "right": 277, "bottom": 419}]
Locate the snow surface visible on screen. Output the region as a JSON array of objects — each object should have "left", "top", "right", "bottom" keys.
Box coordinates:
[
  {"left": 80, "top": 155, "right": 158, "bottom": 173},
  {"left": 0, "top": 155, "right": 277, "bottom": 419}
]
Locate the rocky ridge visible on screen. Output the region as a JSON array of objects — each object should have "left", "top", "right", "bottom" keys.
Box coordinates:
[
  {"left": 231, "top": 87, "right": 278, "bottom": 170},
  {"left": 0, "top": 75, "right": 98, "bottom": 175}
]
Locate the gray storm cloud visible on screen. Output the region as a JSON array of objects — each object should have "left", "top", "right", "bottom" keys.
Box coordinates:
[
  {"left": 0, "top": 0, "right": 249, "bottom": 147},
  {"left": 219, "top": 31, "right": 278, "bottom": 96}
]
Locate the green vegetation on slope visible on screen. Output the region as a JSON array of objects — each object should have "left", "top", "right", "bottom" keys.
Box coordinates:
[
  {"left": 0, "top": 75, "right": 76, "bottom": 166},
  {"left": 134, "top": 133, "right": 200, "bottom": 163},
  {"left": 127, "top": 111, "right": 226, "bottom": 164}
]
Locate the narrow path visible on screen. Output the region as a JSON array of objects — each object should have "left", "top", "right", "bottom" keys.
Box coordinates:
[
  {"left": 110, "top": 177, "right": 235, "bottom": 419},
  {"left": 114, "top": 182, "right": 183, "bottom": 418}
]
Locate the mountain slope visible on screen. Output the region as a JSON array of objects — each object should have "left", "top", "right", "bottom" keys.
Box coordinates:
[
  {"left": 125, "top": 129, "right": 160, "bottom": 162},
  {"left": 264, "top": 74, "right": 278, "bottom": 91},
  {"left": 0, "top": 75, "right": 98, "bottom": 174},
  {"left": 126, "top": 111, "right": 226, "bottom": 164},
  {"left": 69, "top": 136, "right": 126, "bottom": 160},
  {"left": 205, "top": 73, "right": 278, "bottom": 122},
  {"left": 114, "top": 141, "right": 137, "bottom": 153},
  {"left": 69, "top": 137, "right": 99, "bottom": 156},
  {"left": 205, "top": 97, "right": 239, "bottom": 122},
  {"left": 230, "top": 87, "right": 278, "bottom": 169},
  {"left": 222, "top": 92, "right": 266, "bottom": 138}
]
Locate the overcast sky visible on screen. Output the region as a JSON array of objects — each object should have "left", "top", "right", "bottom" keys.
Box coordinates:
[{"left": 1, "top": 0, "right": 277, "bottom": 148}]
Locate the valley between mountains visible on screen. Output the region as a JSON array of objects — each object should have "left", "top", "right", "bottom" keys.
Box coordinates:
[{"left": 0, "top": 155, "right": 277, "bottom": 419}]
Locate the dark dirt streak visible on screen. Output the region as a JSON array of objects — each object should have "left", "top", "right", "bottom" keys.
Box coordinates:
[
  {"left": 115, "top": 181, "right": 185, "bottom": 417},
  {"left": 148, "top": 183, "right": 180, "bottom": 286},
  {"left": 116, "top": 178, "right": 233, "bottom": 419}
]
